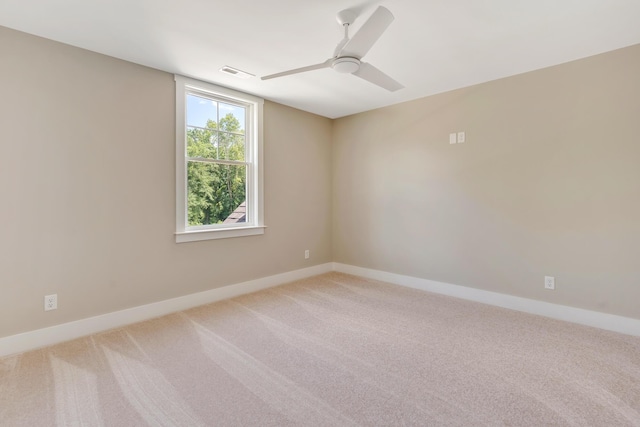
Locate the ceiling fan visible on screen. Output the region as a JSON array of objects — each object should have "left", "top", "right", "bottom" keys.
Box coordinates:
[{"left": 261, "top": 6, "right": 404, "bottom": 92}]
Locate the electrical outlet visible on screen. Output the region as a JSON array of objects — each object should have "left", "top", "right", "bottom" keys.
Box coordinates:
[
  {"left": 544, "top": 276, "right": 555, "bottom": 290},
  {"left": 457, "top": 131, "right": 466, "bottom": 143},
  {"left": 304, "top": 250, "right": 310, "bottom": 259},
  {"left": 44, "top": 294, "right": 57, "bottom": 311}
]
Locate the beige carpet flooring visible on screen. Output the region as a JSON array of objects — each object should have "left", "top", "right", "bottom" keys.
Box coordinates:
[{"left": 1, "top": 272, "right": 639, "bottom": 426}]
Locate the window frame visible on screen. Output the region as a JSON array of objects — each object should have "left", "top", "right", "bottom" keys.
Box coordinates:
[{"left": 175, "top": 75, "right": 264, "bottom": 243}]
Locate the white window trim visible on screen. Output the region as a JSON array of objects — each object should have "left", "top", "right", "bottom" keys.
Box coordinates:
[{"left": 175, "top": 75, "right": 265, "bottom": 243}]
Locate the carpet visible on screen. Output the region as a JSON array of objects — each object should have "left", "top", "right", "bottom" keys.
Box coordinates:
[{"left": 1, "top": 272, "right": 639, "bottom": 426}]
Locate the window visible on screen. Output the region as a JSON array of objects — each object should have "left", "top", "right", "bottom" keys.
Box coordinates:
[{"left": 175, "top": 75, "right": 264, "bottom": 243}]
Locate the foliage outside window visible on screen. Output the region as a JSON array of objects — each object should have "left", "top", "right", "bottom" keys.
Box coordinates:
[{"left": 175, "top": 76, "right": 264, "bottom": 243}]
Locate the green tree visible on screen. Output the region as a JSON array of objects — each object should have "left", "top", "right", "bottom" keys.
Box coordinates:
[{"left": 186, "top": 113, "right": 246, "bottom": 226}]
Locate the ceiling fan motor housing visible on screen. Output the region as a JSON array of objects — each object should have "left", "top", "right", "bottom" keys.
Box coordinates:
[{"left": 332, "top": 57, "right": 360, "bottom": 73}]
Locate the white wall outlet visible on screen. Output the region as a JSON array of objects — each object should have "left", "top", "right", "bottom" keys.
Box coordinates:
[
  {"left": 449, "top": 133, "right": 457, "bottom": 144},
  {"left": 457, "top": 131, "right": 466, "bottom": 143},
  {"left": 44, "top": 294, "right": 58, "bottom": 311},
  {"left": 544, "top": 276, "right": 555, "bottom": 290},
  {"left": 304, "top": 250, "right": 310, "bottom": 259}
]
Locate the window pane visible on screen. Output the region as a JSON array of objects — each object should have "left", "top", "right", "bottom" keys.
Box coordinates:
[
  {"left": 187, "top": 94, "right": 217, "bottom": 128},
  {"left": 187, "top": 128, "right": 244, "bottom": 161},
  {"left": 187, "top": 161, "right": 247, "bottom": 226},
  {"left": 187, "top": 126, "right": 217, "bottom": 158},
  {"left": 218, "top": 132, "right": 245, "bottom": 161},
  {"left": 219, "top": 103, "right": 245, "bottom": 132}
]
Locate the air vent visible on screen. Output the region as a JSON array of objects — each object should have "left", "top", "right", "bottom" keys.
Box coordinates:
[{"left": 219, "top": 66, "right": 254, "bottom": 79}]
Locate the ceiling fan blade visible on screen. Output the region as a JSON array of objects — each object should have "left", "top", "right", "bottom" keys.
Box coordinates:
[
  {"left": 353, "top": 62, "right": 404, "bottom": 92},
  {"left": 339, "top": 6, "right": 394, "bottom": 59},
  {"left": 261, "top": 59, "right": 332, "bottom": 80}
]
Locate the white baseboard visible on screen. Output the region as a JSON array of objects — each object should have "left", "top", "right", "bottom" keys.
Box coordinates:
[
  {"left": 0, "top": 263, "right": 333, "bottom": 358},
  {"left": 333, "top": 263, "right": 640, "bottom": 337},
  {"left": 3, "top": 261, "right": 638, "bottom": 357}
]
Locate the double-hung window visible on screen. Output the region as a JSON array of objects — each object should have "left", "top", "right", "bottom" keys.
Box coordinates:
[{"left": 175, "top": 75, "right": 264, "bottom": 242}]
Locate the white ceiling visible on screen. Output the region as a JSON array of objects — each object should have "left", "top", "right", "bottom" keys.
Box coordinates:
[{"left": 1, "top": 0, "right": 639, "bottom": 119}]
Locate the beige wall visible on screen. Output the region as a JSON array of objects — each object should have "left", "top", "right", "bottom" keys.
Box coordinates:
[
  {"left": 333, "top": 44, "right": 640, "bottom": 319},
  {"left": 2, "top": 25, "right": 638, "bottom": 340},
  {"left": 0, "top": 27, "right": 333, "bottom": 338}
]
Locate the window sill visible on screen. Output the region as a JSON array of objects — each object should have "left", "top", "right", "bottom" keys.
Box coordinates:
[{"left": 175, "top": 225, "right": 265, "bottom": 243}]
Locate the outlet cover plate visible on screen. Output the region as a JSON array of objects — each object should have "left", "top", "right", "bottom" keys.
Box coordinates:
[
  {"left": 544, "top": 276, "right": 555, "bottom": 290},
  {"left": 44, "top": 294, "right": 58, "bottom": 311}
]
